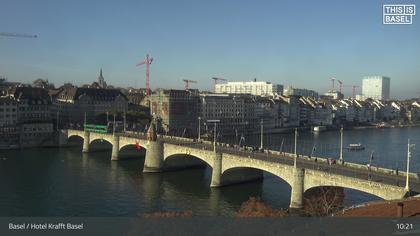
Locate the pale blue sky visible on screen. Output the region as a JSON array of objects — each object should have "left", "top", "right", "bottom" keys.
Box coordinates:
[{"left": 0, "top": 0, "right": 419, "bottom": 98}]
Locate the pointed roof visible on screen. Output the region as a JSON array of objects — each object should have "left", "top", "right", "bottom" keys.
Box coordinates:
[
  {"left": 98, "top": 68, "right": 104, "bottom": 81},
  {"left": 97, "top": 68, "right": 107, "bottom": 88}
]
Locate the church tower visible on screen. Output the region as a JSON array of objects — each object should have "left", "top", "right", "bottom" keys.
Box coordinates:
[{"left": 98, "top": 68, "right": 107, "bottom": 88}]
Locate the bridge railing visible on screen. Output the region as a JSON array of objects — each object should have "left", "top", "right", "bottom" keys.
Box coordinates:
[{"left": 68, "top": 129, "right": 419, "bottom": 180}]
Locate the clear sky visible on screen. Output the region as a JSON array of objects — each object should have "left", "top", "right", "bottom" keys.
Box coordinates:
[{"left": 0, "top": 0, "right": 419, "bottom": 98}]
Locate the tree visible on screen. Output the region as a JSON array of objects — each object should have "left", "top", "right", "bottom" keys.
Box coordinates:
[
  {"left": 236, "top": 197, "right": 288, "bottom": 217},
  {"left": 303, "top": 186, "right": 345, "bottom": 216}
]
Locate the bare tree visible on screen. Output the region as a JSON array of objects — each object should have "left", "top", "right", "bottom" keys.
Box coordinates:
[
  {"left": 303, "top": 186, "right": 345, "bottom": 216},
  {"left": 236, "top": 197, "right": 288, "bottom": 217}
]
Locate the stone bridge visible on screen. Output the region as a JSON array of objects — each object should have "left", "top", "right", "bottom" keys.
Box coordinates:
[{"left": 66, "top": 129, "right": 410, "bottom": 209}]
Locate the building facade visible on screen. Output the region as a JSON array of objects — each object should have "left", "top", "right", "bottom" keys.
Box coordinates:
[
  {"left": 0, "top": 96, "right": 17, "bottom": 126},
  {"left": 150, "top": 89, "right": 200, "bottom": 137},
  {"left": 0, "top": 96, "right": 19, "bottom": 148},
  {"left": 13, "top": 87, "right": 52, "bottom": 123},
  {"left": 215, "top": 81, "right": 283, "bottom": 96},
  {"left": 54, "top": 87, "right": 128, "bottom": 126},
  {"left": 362, "top": 76, "right": 391, "bottom": 100},
  {"left": 283, "top": 86, "right": 319, "bottom": 99}
]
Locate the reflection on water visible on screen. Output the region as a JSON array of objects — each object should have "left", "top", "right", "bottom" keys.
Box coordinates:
[{"left": 0, "top": 127, "right": 418, "bottom": 216}]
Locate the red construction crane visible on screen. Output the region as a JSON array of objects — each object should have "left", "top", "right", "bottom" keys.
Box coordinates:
[
  {"left": 0, "top": 32, "right": 38, "bottom": 38},
  {"left": 183, "top": 79, "right": 197, "bottom": 91},
  {"left": 212, "top": 77, "right": 227, "bottom": 92},
  {"left": 136, "top": 54, "right": 153, "bottom": 96}
]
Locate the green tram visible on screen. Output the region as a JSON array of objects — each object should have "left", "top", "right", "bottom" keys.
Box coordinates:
[{"left": 84, "top": 124, "right": 108, "bottom": 133}]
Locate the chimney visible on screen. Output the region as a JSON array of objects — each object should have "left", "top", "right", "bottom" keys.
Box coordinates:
[{"left": 397, "top": 202, "right": 404, "bottom": 218}]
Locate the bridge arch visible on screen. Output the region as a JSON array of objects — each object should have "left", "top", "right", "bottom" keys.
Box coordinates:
[
  {"left": 221, "top": 158, "right": 295, "bottom": 187},
  {"left": 119, "top": 143, "right": 146, "bottom": 152},
  {"left": 89, "top": 136, "right": 113, "bottom": 146},
  {"left": 221, "top": 166, "right": 294, "bottom": 190},
  {"left": 68, "top": 134, "right": 84, "bottom": 141},
  {"left": 68, "top": 134, "right": 84, "bottom": 143},
  {"left": 89, "top": 138, "right": 113, "bottom": 150},
  {"left": 119, "top": 142, "right": 148, "bottom": 151},
  {"left": 164, "top": 153, "right": 213, "bottom": 170},
  {"left": 304, "top": 182, "right": 391, "bottom": 200},
  {"left": 303, "top": 171, "right": 408, "bottom": 200},
  {"left": 303, "top": 185, "right": 382, "bottom": 206}
]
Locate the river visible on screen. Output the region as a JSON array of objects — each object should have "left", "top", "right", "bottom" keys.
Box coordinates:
[{"left": 0, "top": 127, "right": 419, "bottom": 216}]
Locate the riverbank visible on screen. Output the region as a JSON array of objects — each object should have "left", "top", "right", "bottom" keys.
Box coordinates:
[{"left": 333, "top": 196, "right": 420, "bottom": 217}]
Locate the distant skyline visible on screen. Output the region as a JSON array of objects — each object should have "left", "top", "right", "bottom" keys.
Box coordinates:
[{"left": 0, "top": 0, "right": 419, "bottom": 98}]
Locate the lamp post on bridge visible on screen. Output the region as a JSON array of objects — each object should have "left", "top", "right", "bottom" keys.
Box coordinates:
[
  {"left": 123, "top": 111, "right": 126, "bottom": 133},
  {"left": 207, "top": 120, "right": 220, "bottom": 152},
  {"left": 198, "top": 116, "right": 201, "bottom": 141},
  {"left": 340, "top": 125, "right": 344, "bottom": 162},
  {"left": 56, "top": 111, "right": 59, "bottom": 131},
  {"left": 405, "top": 139, "right": 415, "bottom": 191},
  {"left": 113, "top": 113, "right": 116, "bottom": 136},
  {"left": 294, "top": 128, "right": 298, "bottom": 168},
  {"left": 84, "top": 112, "right": 87, "bottom": 131},
  {"left": 260, "top": 119, "right": 264, "bottom": 150}
]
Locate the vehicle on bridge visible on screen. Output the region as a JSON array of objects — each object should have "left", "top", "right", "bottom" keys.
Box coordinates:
[{"left": 84, "top": 124, "right": 108, "bottom": 133}]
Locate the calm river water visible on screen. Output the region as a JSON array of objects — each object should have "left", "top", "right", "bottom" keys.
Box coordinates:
[{"left": 0, "top": 127, "right": 419, "bottom": 216}]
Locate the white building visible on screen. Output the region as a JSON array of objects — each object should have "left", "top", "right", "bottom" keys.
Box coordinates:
[
  {"left": 362, "top": 76, "right": 390, "bottom": 100},
  {"left": 215, "top": 81, "right": 283, "bottom": 96},
  {"left": 283, "top": 86, "right": 319, "bottom": 99},
  {"left": 324, "top": 90, "right": 344, "bottom": 100}
]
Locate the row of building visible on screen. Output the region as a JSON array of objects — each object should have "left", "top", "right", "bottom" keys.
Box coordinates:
[
  {"left": 213, "top": 76, "right": 391, "bottom": 101},
  {"left": 0, "top": 70, "right": 416, "bottom": 147},
  {"left": 150, "top": 88, "right": 420, "bottom": 138},
  {"left": 0, "top": 71, "right": 132, "bottom": 148}
]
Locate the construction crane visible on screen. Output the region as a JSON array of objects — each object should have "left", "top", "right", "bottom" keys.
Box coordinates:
[
  {"left": 344, "top": 85, "right": 360, "bottom": 98},
  {"left": 136, "top": 54, "right": 153, "bottom": 96},
  {"left": 330, "top": 77, "right": 336, "bottom": 90},
  {"left": 0, "top": 32, "right": 38, "bottom": 38},
  {"left": 337, "top": 79, "right": 343, "bottom": 93},
  {"left": 183, "top": 79, "right": 197, "bottom": 91},
  {"left": 211, "top": 77, "right": 227, "bottom": 91}
]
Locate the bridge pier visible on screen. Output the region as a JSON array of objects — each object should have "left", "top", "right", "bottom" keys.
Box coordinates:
[
  {"left": 111, "top": 135, "right": 120, "bottom": 161},
  {"left": 82, "top": 131, "right": 90, "bottom": 153},
  {"left": 210, "top": 153, "right": 222, "bottom": 187},
  {"left": 143, "top": 140, "right": 164, "bottom": 173},
  {"left": 290, "top": 168, "right": 305, "bottom": 210}
]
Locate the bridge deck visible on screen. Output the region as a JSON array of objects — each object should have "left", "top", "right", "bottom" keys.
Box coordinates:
[
  {"left": 67, "top": 129, "right": 420, "bottom": 193},
  {"left": 156, "top": 136, "right": 420, "bottom": 193}
]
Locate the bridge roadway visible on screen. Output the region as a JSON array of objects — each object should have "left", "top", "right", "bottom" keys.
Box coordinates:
[
  {"left": 66, "top": 129, "right": 419, "bottom": 209},
  {"left": 163, "top": 137, "right": 420, "bottom": 193}
]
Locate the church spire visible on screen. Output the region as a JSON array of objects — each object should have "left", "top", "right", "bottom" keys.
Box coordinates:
[{"left": 98, "top": 68, "right": 107, "bottom": 88}]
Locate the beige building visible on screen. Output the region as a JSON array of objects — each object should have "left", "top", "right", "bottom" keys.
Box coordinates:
[
  {"left": 54, "top": 86, "right": 128, "bottom": 125},
  {"left": 215, "top": 81, "right": 283, "bottom": 96}
]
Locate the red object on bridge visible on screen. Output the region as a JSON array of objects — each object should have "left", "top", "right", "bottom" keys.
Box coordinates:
[{"left": 135, "top": 141, "right": 142, "bottom": 150}]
